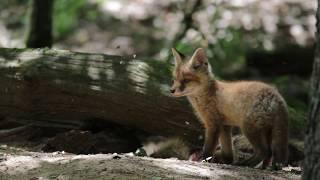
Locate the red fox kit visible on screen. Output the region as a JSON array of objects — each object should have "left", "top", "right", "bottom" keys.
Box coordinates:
[{"left": 170, "top": 48, "right": 288, "bottom": 169}]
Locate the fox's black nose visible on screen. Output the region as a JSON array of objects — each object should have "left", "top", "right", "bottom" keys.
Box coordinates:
[{"left": 170, "top": 89, "right": 175, "bottom": 93}]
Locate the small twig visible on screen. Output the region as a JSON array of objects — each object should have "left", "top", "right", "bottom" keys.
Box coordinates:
[{"left": 0, "top": 125, "right": 31, "bottom": 138}]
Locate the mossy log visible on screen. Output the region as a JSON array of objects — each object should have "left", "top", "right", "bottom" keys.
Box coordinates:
[{"left": 0, "top": 48, "right": 202, "bottom": 144}]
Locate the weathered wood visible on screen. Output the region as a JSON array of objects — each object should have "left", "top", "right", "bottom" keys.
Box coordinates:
[{"left": 0, "top": 48, "right": 202, "bottom": 145}]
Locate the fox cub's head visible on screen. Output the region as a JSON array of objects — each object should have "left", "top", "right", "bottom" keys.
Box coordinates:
[{"left": 170, "top": 48, "right": 212, "bottom": 97}]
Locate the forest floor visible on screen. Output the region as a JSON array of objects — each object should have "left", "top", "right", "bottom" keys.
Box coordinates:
[
  {"left": 0, "top": 125, "right": 303, "bottom": 180},
  {"left": 0, "top": 145, "right": 300, "bottom": 180}
]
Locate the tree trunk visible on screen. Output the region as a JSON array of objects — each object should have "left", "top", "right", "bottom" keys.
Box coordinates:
[
  {"left": 26, "top": 0, "right": 54, "bottom": 48},
  {"left": 0, "top": 48, "right": 202, "bottom": 145},
  {"left": 302, "top": 2, "right": 320, "bottom": 179}
]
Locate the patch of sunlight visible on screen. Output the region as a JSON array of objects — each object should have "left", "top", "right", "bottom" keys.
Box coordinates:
[
  {"left": 89, "top": 55, "right": 104, "bottom": 61},
  {"left": 230, "top": 0, "right": 258, "bottom": 7},
  {"left": 126, "top": 61, "right": 150, "bottom": 94},
  {"left": 87, "top": 61, "right": 100, "bottom": 80},
  {"left": 105, "top": 69, "right": 115, "bottom": 81},
  {"left": 0, "top": 156, "right": 41, "bottom": 174},
  {"left": 101, "top": 0, "right": 122, "bottom": 13},
  {"left": 263, "top": 39, "right": 274, "bottom": 51},
  {"left": 90, "top": 85, "right": 102, "bottom": 91},
  {"left": 290, "top": 24, "right": 307, "bottom": 45},
  {"left": 152, "top": 159, "right": 212, "bottom": 177},
  {"left": 1, "top": 50, "right": 40, "bottom": 67},
  {"left": 4, "top": 60, "right": 19, "bottom": 67},
  {"left": 100, "top": 0, "right": 151, "bottom": 20},
  {"left": 152, "top": 159, "right": 236, "bottom": 178},
  {"left": 0, "top": 22, "right": 11, "bottom": 47},
  {"left": 72, "top": 54, "right": 85, "bottom": 61},
  {"left": 71, "top": 155, "right": 88, "bottom": 160},
  {"left": 0, "top": 57, "right": 5, "bottom": 64},
  {"left": 41, "top": 156, "right": 68, "bottom": 163},
  {"left": 18, "top": 51, "right": 42, "bottom": 62},
  {"left": 54, "top": 79, "right": 63, "bottom": 85},
  {"left": 70, "top": 154, "right": 111, "bottom": 161},
  {"left": 159, "top": 83, "right": 170, "bottom": 95},
  {"left": 143, "top": 142, "right": 163, "bottom": 156},
  {"left": 3, "top": 51, "right": 42, "bottom": 67},
  {"left": 68, "top": 62, "right": 80, "bottom": 71}
]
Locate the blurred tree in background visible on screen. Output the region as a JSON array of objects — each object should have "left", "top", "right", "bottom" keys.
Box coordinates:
[{"left": 26, "top": 0, "right": 54, "bottom": 48}]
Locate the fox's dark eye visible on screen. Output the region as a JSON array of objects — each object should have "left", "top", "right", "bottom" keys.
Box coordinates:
[
  {"left": 182, "top": 79, "right": 191, "bottom": 84},
  {"left": 193, "top": 65, "right": 200, "bottom": 70}
]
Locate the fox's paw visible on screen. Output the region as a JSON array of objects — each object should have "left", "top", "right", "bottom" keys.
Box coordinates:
[
  {"left": 189, "top": 150, "right": 213, "bottom": 162},
  {"left": 189, "top": 149, "right": 202, "bottom": 161},
  {"left": 189, "top": 150, "right": 224, "bottom": 163}
]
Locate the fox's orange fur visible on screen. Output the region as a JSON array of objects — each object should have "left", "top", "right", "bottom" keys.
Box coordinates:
[{"left": 170, "top": 48, "right": 288, "bottom": 169}]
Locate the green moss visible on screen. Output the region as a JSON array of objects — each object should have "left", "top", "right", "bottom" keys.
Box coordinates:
[{"left": 53, "top": 0, "right": 86, "bottom": 39}]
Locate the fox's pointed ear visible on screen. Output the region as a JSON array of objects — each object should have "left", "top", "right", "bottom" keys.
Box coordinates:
[
  {"left": 171, "top": 48, "right": 184, "bottom": 65},
  {"left": 190, "top": 48, "right": 208, "bottom": 69}
]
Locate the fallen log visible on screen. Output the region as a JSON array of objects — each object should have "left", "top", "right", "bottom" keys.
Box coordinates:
[{"left": 0, "top": 48, "right": 202, "bottom": 145}]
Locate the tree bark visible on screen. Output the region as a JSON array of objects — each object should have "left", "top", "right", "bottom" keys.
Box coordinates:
[
  {"left": 26, "top": 0, "right": 54, "bottom": 48},
  {"left": 0, "top": 48, "right": 202, "bottom": 145},
  {"left": 302, "top": 2, "right": 320, "bottom": 179}
]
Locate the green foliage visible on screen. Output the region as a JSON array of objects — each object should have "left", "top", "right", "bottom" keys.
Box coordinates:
[
  {"left": 53, "top": 0, "right": 86, "bottom": 39},
  {"left": 86, "top": 9, "right": 99, "bottom": 21},
  {"left": 209, "top": 30, "right": 246, "bottom": 76},
  {"left": 175, "top": 41, "right": 195, "bottom": 56}
]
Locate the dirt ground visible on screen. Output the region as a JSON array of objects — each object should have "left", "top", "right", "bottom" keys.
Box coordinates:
[
  {"left": 0, "top": 145, "right": 300, "bottom": 180},
  {"left": 0, "top": 125, "right": 303, "bottom": 180}
]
